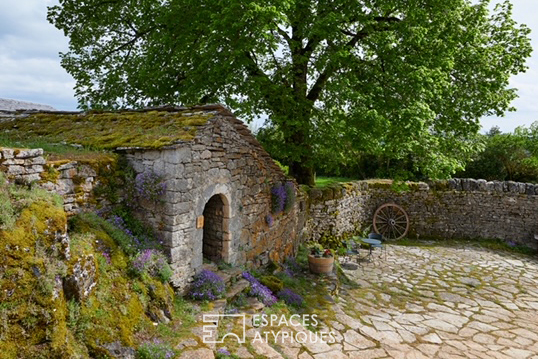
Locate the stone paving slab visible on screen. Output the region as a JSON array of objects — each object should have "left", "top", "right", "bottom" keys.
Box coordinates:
[{"left": 182, "top": 244, "right": 538, "bottom": 358}]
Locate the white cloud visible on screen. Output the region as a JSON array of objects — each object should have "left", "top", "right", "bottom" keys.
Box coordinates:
[{"left": 0, "top": 0, "right": 77, "bottom": 110}]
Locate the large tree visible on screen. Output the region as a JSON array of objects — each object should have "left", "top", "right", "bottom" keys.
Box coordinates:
[{"left": 48, "top": 0, "right": 531, "bottom": 185}]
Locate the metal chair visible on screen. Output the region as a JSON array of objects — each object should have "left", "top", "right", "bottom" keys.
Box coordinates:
[
  {"left": 340, "top": 239, "right": 360, "bottom": 265},
  {"left": 367, "top": 232, "right": 386, "bottom": 261}
]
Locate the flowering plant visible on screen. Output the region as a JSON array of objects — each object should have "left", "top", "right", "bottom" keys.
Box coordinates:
[
  {"left": 242, "top": 272, "right": 277, "bottom": 306},
  {"left": 131, "top": 249, "right": 173, "bottom": 283},
  {"left": 136, "top": 339, "right": 175, "bottom": 359},
  {"left": 310, "top": 244, "right": 333, "bottom": 258},
  {"left": 283, "top": 256, "right": 302, "bottom": 277},
  {"left": 270, "top": 181, "right": 296, "bottom": 214},
  {"left": 135, "top": 171, "right": 166, "bottom": 200},
  {"left": 284, "top": 181, "right": 296, "bottom": 212},
  {"left": 277, "top": 288, "right": 305, "bottom": 307},
  {"left": 188, "top": 270, "right": 225, "bottom": 301}
]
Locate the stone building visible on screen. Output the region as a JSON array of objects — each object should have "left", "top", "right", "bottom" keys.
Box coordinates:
[
  {"left": 118, "top": 106, "right": 305, "bottom": 287},
  {"left": 0, "top": 105, "right": 305, "bottom": 288}
]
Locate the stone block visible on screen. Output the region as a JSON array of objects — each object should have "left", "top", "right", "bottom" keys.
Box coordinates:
[
  {"left": 2, "top": 158, "right": 24, "bottom": 165},
  {"left": 169, "top": 163, "right": 185, "bottom": 178},
  {"left": 60, "top": 167, "right": 77, "bottom": 179},
  {"left": 166, "top": 179, "right": 190, "bottom": 192},
  {"left": 25, "top": 156, "right": 46, "bottom": 166},
  {"left": 476, "top": 179, "right": 487, "bottom": 191},
  {"left": 507, "top": 181, "right": 518, "bottom": 193},
  {"left": 20, "top": 173, "right": 41, "bottom": 183},
  {"left": 63, "top": 254, "right": 97, "bottom": 301},
  {"left": 143, "top": 150, "right": 161, "bottom": 161},
  {"left": 6, "top": 165, "right": 25, "bottom": 175},
  {"left": 26, "top": 165, "right": 44, "bottom": 174},
  {"left": 77, "top": 165, "right": 97, "bottom": 177},
  {"left": 57, "top": 162, "right": 77, "bottom": 171},
  {"left": 200, "top": 150, "right": 211, "bottom": 159},
  {"left": 15, "top": 148, "right": 43, "bottom": 158},
  {"left": 1, "top": 148, "right": 14, "bottom": 159}
]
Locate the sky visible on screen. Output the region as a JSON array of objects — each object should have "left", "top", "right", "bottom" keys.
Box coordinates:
[{"left": 0, "top": 0, "right": 536, "bottom": 133}]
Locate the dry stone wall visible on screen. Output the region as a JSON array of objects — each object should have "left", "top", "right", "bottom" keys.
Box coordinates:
[
  {"left": 0, "top": 147, "right": 116, "bottom": 215},
  {"left": 306, "top": 179, "right": 538, "bottom": 249}
]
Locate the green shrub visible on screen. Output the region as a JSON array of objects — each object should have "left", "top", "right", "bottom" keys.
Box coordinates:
[{"left": 260, "top": 275, "right": 284, "bottom": 293}]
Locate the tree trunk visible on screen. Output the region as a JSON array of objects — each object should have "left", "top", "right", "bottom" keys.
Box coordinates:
[{"left": 290, "top": 160, "right": 315, "bottom": 186}]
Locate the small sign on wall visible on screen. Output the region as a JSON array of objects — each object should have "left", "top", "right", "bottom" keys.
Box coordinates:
[{"left": 196, "top": 215, "right": 204, "bottom": 229}]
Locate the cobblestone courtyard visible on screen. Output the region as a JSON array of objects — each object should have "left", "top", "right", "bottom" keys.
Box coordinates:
[{"left": 180, "top": 244, "right": 538, "bottom": 359}]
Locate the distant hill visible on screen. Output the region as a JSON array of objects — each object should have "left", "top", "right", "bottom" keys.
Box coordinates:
[{"left": 0, "top": 98, "right": 56, "bottom": 112}]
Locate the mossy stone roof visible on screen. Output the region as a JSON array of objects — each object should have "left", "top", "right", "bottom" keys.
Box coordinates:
[{"left": 0, "top": 105, "right": 227, "bottom": 150}]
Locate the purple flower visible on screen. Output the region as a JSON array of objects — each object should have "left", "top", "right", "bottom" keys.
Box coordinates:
[
  {"left": 242, "top": 272, "right": 277, "bottom": 306},
  {"left": 134, "top": 171, "right": 166, "bottom": 201},
  {"left": 188, "top": 270, "right": 225, "bottom": 301},
  {"left": 283, "top": 257, "right": 302, "bottom": 277},
  {"left": 284, "top": 181, "right": 296, "bottom": 212},
  {"left": 131, "top": 249, "right": 172, "bottom": 282},
  {"left": 102, "top": 251, "right": 111, "bottom": 264},
  {"left": 271, "top": 183, "right": 287, "bottom": 214},
  {"left": 277, "top": 288, "right": 304, "bottom": 307},
  {"left": 138, "top": 339, "right": 175, "bottom": 359},
  {"left": 218, "top": 348, "right": 232, "bottom": 356}
]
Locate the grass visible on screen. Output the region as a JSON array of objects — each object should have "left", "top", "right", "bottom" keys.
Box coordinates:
[
  {"left": 314, "top": 176, "right": 355, "bottom": 187},
  {"left": 0, "top": 134, "right": 117, "bottom": 162},
  {"left": 0, "top": 172, "right": 63, "bottom": 231}
]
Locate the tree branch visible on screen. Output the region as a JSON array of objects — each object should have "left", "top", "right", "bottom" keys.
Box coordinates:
[{"left": 307, "top": 15, "right": 401, "bottom": 102}]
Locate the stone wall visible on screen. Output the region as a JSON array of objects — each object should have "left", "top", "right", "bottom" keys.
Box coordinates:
[
  {"left": 0, "top": 147, "right": 116, "bottom": 215},
  {"left": 122, "top": 113, "right": 306, "bottom": 289},
  {"left": 305, "top": 179, "right": 538, "bottom": 249}
]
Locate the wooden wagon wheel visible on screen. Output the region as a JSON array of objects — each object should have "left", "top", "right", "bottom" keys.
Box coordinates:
[{"left": 373, "top": 203, "right": 409, "bottom": 240}]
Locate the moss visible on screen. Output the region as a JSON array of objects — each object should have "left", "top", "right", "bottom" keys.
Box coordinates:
[
  {"left": 260, "top": 275, "right": 284, "bottom": 293},
  {"left": 0, "top": 189, "right": 72, "bottom": 358},
  {"left": 39, "top": 164, "right": 60, "bottom": 183},
  {"left": 0, "top": 178, "right": 182, "bottom": 357},
  {"left": 0, "top": 110, "right": 213, "bottom": 150}
]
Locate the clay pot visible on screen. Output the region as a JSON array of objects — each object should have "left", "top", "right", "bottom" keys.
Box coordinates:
[{"left": 308, "top": 254, "right": 334, "bottom": 274}]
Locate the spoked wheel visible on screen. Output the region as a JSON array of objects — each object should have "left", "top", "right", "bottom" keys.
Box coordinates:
[{"left": 373, "top": 203, "right": 409, "bottom": 240}]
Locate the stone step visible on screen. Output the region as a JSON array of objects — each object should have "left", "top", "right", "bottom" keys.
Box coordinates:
[{"left": 226, "top": 279, "right": 250, "bottom": 299}]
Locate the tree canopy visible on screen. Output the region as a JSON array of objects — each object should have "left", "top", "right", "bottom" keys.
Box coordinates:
[
  {"left": 48, "top": 0, "right": 532, "bottom": 184},
  {"left": 458, "top": 123, "right": 538, "bottom": 183}
]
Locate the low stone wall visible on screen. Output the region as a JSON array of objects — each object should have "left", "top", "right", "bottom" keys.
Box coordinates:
[
  {"left": 305, "top": 179, "right": 538, "bottom": 249},
  {"left": 0, "top": 147, "right": 117, "bottom": 215}
]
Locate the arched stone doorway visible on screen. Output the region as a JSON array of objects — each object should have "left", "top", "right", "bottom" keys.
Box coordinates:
[{"left": 202, "top": 194, "right": 230, "bottom": 262}]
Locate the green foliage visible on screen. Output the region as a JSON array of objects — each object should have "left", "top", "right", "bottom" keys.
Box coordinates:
[
  {"left": 274, "top": 160, "right": 289, "bottom": 176},
  {"left": 260, "top": 275, "right": 284, "bottom": 293},
  {"left": 0, "top": 172, "right": 63, "bottom": 231},
  {"left": 315, "top": 177, "right": 355, "bottom": 188},
  {"left": 48, "top": 0, "right": 531, "bottom": 185},
  {"left": 70, "top": 212, "right": 137, "bottom": 256},
  {"left": 458, "top": 123, "right": 538, "bottom": 182},
  {"left": 136, "top": 340, "right": 176, "bottom": 359},
  {"left": 317, "top": 235, "right": 345, "bottom": 251}
]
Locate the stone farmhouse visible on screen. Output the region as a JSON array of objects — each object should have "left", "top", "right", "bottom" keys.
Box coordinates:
[{"left": 0, "top": 105, "right": 305, "bottom": 288}]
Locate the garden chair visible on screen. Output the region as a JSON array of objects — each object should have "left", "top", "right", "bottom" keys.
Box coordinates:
[
  {"left": 367, "top": 232, "right": 386, "bottom": 261},
  {"left": 340, "top": 239, "right": 360, "bottom": 264}
]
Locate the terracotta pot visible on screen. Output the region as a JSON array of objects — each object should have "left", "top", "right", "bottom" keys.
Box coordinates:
[{"left": 308, "top": 254, "right": 334, "bottom": 274}]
